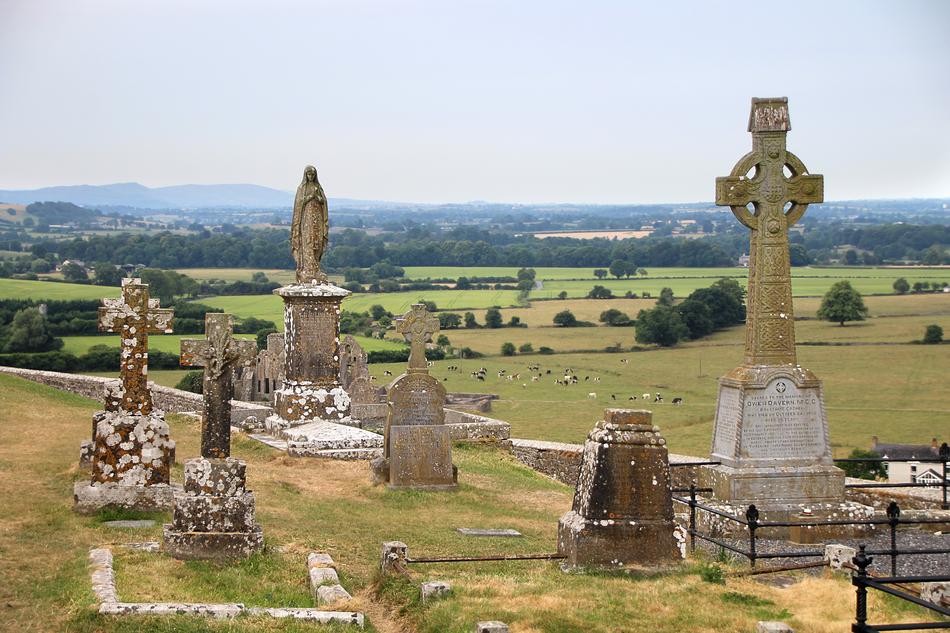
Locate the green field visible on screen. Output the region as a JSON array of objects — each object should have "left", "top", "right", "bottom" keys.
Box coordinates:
[
  {"left": 60, "top": 333, "right": 403, "bottom": 356},
  {"left": 174, "top": 268, "right": 344, "bottom": 285},
  {"left": 0, "top": 278, "right": 120, "bottom": 301},
  {"left": 198, "top": 289, "right": 525, "bottom": 326}
]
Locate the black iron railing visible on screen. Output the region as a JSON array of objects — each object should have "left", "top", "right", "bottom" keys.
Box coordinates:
[
  {"left": 673, "top": 485, "right": 950, "bottom": 573},
  {"left": 851, "top": 544, "right": 950, "bottom": 632}
]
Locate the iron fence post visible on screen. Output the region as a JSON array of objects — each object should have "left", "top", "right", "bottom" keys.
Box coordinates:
[
  {"left": 688, "top": 483, "right": 697, "bottom": 553},
  {"left": 940, "top": 442, "right": 949, "bottom": 511},
  {"left": 886, "top": 501, "right": 900, "bottom": 576},
  {"left": 852, "top": 544, "right": 872, "bottom": 633},
  {"left": 746, "top": 504, "right": 759, "bottom": 568}
]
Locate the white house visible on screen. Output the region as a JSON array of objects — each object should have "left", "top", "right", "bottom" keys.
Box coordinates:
[{"left": 871, "top": 436, "right": 947, "bottom": 485}]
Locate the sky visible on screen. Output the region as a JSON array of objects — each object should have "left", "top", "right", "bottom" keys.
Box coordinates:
[{"left": 1, "top": 0, "right": 949, "bottom": 204}]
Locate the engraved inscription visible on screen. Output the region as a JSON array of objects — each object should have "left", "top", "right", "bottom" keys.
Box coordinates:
[
  {"left": 711, "top": 385, "right": 742, "bottom": 459},
  {"left": 289, "top": 306, "right": 337, "bottom": 381},
  {"left": 739, "top": 379, "right": 824, "bottom": 459}
]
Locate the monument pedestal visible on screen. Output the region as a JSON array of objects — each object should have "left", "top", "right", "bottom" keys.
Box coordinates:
[
  {"left": 264, "top": 282, "right": 352, "bottom": 432},
  {"left": 74, "top": 410, "right": 176, "bottom": 514},
  {"left": 700, "top": 365, "right": 873, "bottom": 537},
  {"left": 557, "top": 410, "right": 682, "bottom": 570},
  {"left": 163, "top": 457, "right": 264, "bottom": 560}
]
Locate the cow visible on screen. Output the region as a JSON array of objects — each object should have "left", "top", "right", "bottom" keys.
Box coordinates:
[
  {"left": 672, "top": 397, "right": 683, "bottom": 405},
  {"left": 642, "top": 393, "right": 650, "bottom": 401},
  {"left": 654, "top": 393, "right": 663, "bottom": 403},
  {"left": 384, "top": 370, "right": 393, "bottom": 376},
  {"left": 587, "top": 392, "right": 597, "bottom": 399}
]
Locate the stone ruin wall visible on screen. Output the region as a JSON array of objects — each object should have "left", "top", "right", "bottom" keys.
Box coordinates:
[{"left": 0, "top": 366, "right": 272, "bottom": 423}]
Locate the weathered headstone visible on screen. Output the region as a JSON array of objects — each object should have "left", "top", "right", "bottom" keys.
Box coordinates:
[
  {"left": 74, "top": 278, "right": 176, "bottom": 514},
  {"left": 164, "top": 313, "right": 264, "bottom": 560},
  {"left": 702, "top": 98, "right": 871, "bottom": 528},
  {"left": 558, "top": 409, "right": 682, "bottom": 569},
  {"left": 264, "top": 166, "right": 352, "bottom": 432},
  {"left": 371, "top": 304, "right": 457, "bottom": 490}
]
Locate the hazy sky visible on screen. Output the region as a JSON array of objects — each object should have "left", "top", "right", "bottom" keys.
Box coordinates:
[{"left": 1, "top": 0, "right": 948, "bottom": 203}]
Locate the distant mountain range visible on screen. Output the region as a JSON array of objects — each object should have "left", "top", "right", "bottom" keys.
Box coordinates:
[{"left": 0, "top": 182, "right": 296, "bottom": 209}]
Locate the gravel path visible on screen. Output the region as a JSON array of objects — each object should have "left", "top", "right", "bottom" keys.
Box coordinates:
[{"left": 694, "top": 529, "right": 950, "bottom": 576}]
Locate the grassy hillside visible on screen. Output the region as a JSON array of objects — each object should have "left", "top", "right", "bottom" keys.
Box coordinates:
[
  {"left": 0, "top": 278, "right": 119, "bottom": 301},
  {"left": 0, "top": 374, "right": 928, "bottom": 632}
]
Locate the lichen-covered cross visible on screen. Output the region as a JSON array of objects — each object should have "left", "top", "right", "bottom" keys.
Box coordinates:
[
  {"left": 395, "top": 303, "right": 439, "bottom": 371},
  {"left": 98, "top": 278, "right": 174, "bottom": 415},
  {"left": 180, "top": 313, "right": 258, "bottom": 458},
  {"left": 715, "top": 97, "right": 824, "bottom": 366}
]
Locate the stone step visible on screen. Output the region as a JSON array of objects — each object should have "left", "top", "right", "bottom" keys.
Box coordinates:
[
  {"left": 288, "top": 446, "right": 383, "bottom": 460},
  {"left": 247, "top": 434, "right": 289, "bottom": 451}
]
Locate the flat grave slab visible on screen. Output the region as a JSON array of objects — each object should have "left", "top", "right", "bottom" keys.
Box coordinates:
[
  {"left": 456, "top": 528, "right": 522, "bottom": 537},
  {"left": 102, "top": 520, "right": 157, "bottom": 529}
]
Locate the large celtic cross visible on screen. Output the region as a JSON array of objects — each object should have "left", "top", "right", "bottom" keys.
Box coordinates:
[
  {"left": 716, "top": 97, "right": 823, "bottom": 366},
  {"left": 98, "top": 278, "right": 174, "bottom": 415},
  {"left": 395, "top": 304, "right": 439, "bottom": 371},
  {"left": 180, "top": 313, "right": 257, "bottom": 458}
]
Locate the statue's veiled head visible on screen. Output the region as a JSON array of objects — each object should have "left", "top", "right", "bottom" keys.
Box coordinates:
[{"left": 302, "top": 165, "right": 318, "bottom": 184}]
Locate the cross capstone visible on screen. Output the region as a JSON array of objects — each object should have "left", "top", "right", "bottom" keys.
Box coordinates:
[{"left": 395, "top": 304, "right": 439, "bottom": 371}]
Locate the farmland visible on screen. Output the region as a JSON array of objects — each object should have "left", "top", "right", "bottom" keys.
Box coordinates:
[{"left": 60, "top": 333, "right": 402, "bottom": 356}]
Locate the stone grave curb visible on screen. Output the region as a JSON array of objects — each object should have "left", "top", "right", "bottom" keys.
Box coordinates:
[{"left": 89, "top": 547, "right": 364, "bottom": 626}]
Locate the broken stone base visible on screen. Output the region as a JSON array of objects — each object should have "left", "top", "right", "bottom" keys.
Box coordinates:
[
  {"left": 80, "top": 439, "right": 95, "bottom": 468},
  {"left": 272, "top": 382, "right": 352, "bottom": 426},
  {"left": 558, "top": 511, "right": 682, "bottom": 569},
  {"left": 74, "top": 481, "right": 174, "bottom": 515},
  {"left": 162, "top": 457, "right": 264, "bottom": 561},
  {"left": 89, "top": 410, "right": 175, "bottom": 486}
]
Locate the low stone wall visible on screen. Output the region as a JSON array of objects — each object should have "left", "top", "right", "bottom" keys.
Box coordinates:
[
  {"left": 444, "top": 409, "right": 510, "bottom": 441},
  {"left": 508, "top": 437, "right": 703, "bottom": 487},
  {"left": 0, "top": 366, "right": 273, "bottom": 423},
  {"left": 445, "top": 392, "right": 497, "bottom": 413}
]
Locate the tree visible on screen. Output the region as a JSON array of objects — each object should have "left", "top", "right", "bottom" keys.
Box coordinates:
[
  {"left": 485, "top": 308, "right": 503, "bottom": 329},
  {"left": 501, "top": 342, "right": 516, "bottom": 356},
  {"left": 657, "top": 287, "right": 674, "bottom": 307},
  {"left": 923, "top": 324, "right": 943, "bottom": 344},
  {"left": 553, "top": 310, "right": 577, "bottom": 327},
  {"left": 675, "top": 299, "right": 715, "bottom": 339},
  {"left": 94, "top": 263, "right": 124, "bottom": 287},
  {"left": 516, "top": 267, "right": 536, "bottom": 282},
  {"left": 175, "top": 370, "right": 204, "bottom": 394},
  {"left": 789, "top": 243, "right": 812, "bottom": 266},
  {"left": 455, "top": 276, "right": 471, "bottom": 290},
  {"left": 557, "top": 291, "right": 568, "bottom": 300},
  {"left": 599, "top": 308, "right": 631, "bottom": 326},
  {"left": 893, "top": 278, "right": 910, "bottom": 295},
  {"left": 251, "top": 271, "right": 269, "bottom": 283},
  {"left": 61, "top": 261, "right": 88, "bottom": 282},
  {"left": 518, "top": 342, "right": 533, "bottom": 353},
  {"left": 843, "top": 249, "right": 859, "bottom": 265},
  {"left": 437, "top": 312, "right": 462, "bottom": 329},
  {"left": 609, "top": 259, "right": 628, "bottom": 279},
  {"left": 4, "top": 307, "right": 63, "bottom": 352},
  {"left": 634, "top": 305, "right": 689, "bottom": 347},
  {"left": 464, "top": 312, "right": 478, "bottom": 328},
  {"left": 817, "top": 281, "right": 869, "bottom": 326},
  {"left": 838, "top": 449, "right": 886, "bottom": 480},
  {"left": 421, "top": 300, "right": 437, "bottom": 313},
  {"left": 256, "top": 327, "right": 277, "bottom": 350},
  {"left": 30, "top": 258, "right": 52, "bottom": 273},
  {"left": 593, "top": 268, "right": 608, "bottom": 280},
  {"left": 370, "top": 304, "right": 389, "bottom": 321},
  {"left": 688, "top": 283, "right": 745, "bottom": 329},
  {"left": 436, "top": 334, "right": 450, "bottom": 347},
  {"left": 587, "top": 285, "right": 614, "bottom": 299},
  {"left": 637, "top": 268, "right": 648, "bottom": 277}
]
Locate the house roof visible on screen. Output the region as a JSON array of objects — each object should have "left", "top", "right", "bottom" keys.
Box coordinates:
[{"left": 874, "top": 442, "right": 939, "bottom": 460}]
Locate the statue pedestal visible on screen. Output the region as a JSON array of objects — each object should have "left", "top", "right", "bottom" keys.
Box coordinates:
[
  {"left": 700, "top": 364, "right": 872, "bottom": 536},
  {"left": 265, "top": 282, "right": 352, "bottom": 432}
]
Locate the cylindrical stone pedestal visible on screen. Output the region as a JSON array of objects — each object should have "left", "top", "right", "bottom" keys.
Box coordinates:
[
  {"left": 557, "top": 409, "right": 682, "bottom": 569},
  {"left": 163, "top": 457, "right": 264, "bottom": 560},
  {"left": 269, "top": 283, "right": 352, "bottom": 429}
]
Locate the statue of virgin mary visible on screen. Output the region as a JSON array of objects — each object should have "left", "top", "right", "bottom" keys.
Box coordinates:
[{"left": 290, "top": 165, "right": 329, "bottom": 283}]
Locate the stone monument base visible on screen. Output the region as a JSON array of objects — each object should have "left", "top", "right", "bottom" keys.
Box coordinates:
[
  {"left": 162, "top": 457, "right": 264, "bottom": 561},
  {"left": 162, "top": 526, "right": 265, "bottom": 561},
  {"left": 73, "top": 481, "right": 174, "bottom": 515},
  {"left": 271, "top": 382, "right": 352, "bottom": 428},
  {"left": 558, "top": 511, "right": 683, "bottom": 569},
  {"left": 694, "top": 497, "right": 876, "bottom": 540},
  {"left": 702, "top": 462, "right": 846, "bottom": 506},
  {"left": 556, "top": 409, "right": 683, "bottom": 570}
]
